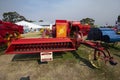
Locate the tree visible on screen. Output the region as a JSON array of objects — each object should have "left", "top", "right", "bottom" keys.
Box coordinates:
[
  {"left": 2, "top": 12, "right": 32, "bottom": 23},
  {"left": 80, "top": 18, "right": 95, "bottom": 27},
  {"left": 39, "top": 20, "right": 43, "bottom": 22},
  {"left": 118, "top": 15, "right": 120, "bottom": 22}
]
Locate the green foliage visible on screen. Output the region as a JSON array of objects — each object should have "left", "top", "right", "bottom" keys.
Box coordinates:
[
  {"left": 118, "top": 15, "right": 120, "bottom": 22},
  {"left": 2, "top": 11, "right": 33, "bottom": 23},
  {"left": 80, "top": 18, "right": 95, "bottom": 27},
  {"left": 39, "top": 20, "right": 43, "bottom": 22}
]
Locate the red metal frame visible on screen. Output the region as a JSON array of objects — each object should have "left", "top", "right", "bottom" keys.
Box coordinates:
[
  {"left": 0, "top": 20, "right": 23, "bottom": 46},
  {"left": 6, "top": 38, "right": 76, "bottom": 54},
  {"left": 5, "top": 20, "right": 117, "bottom": 66}
]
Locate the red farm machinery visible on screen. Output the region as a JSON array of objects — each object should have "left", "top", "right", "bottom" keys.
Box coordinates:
[
  {"left": 0, "top": 20, "right": 23, "bottom": 47},
  {"left": 5, "top": 20, "right": 117, "bottom": 68}
]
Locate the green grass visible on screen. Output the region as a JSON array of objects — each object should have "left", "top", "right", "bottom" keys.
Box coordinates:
[
  {"left": 0, "top": 45, "right": 7, "bottom": 55},
  {"left": 22, "top": 32, "right": 41, "bottom": 38},
  {"left": 0, "top": 32, "right": 120, "bottom": 80},
  {"left": 52, "top": 43, "right": 120, "bottom": 80}
]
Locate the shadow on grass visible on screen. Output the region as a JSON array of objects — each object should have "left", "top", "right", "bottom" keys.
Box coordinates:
[
  {"left": 12, "top": 52, "right": 65, "bottom": 61},
  {"left": 114, "top": 54, "right": 120, "bottom": 58},
  {"left": 71, "top": 51, "right": 95, "bottom": 69},
  {"left": 20, "top": 76, "right": 30, "bottom": 80},
  {"left": 101, "top": 42, "right": 120, "bottom": 51},
  {"left": 109, "top": 45, "right": 120, "bottom": 51},
  {"left": 12, "top": 53, "right": 40, "bottom": 61},
  {"left": 37, "top": 60, "right": 48, "bottom": 64},
  {"left": 0, "top": 45, "right": 7, "bottom": 55},
  {"left": 11, "top": 51, "right": 97, "bottom": 68},
  {"left": 0, "top": 51, "right": 5, "bottom": 56},
  {"left": 12, "top": 53, "right": 49, "bottom": 64},
  {"left": 0, "top": 45, "right": 7, "bottom": 51},
  {"left": 12, "top": 52, "right": 66, "bottom": 64},
  {"left": 53, "top": 52, "right": 64, "bottom": 59}
]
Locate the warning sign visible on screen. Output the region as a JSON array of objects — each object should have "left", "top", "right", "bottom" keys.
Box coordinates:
[{"left": 40, "top": 52, "right": 53, "bottom": 62}]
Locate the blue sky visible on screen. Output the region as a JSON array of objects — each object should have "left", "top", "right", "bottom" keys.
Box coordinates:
[{"left": 0, "top": 0, "right": 120, "bottom": 26}]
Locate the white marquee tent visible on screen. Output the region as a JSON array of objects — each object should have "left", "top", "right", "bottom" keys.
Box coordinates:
[{"left": 15, "top": 21, "right": 43, "bottom": 33}]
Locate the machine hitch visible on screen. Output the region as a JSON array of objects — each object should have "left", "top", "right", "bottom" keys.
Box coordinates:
[{"left": 77, "top": 40, "right": 117, "bottom": 68}]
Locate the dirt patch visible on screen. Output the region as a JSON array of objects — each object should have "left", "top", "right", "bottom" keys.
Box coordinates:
[{"left": 0, "top": 48, "right": 120, "bottom": 80}]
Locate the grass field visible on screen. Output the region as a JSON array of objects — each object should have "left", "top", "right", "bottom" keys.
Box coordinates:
[{"left": 0, "top": 32, "right": 120, "bottom": 80}]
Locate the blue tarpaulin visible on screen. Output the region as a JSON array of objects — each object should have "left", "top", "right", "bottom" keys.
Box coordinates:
[{"left": 87, "top": 28, "right": 120, "bottom": 43}]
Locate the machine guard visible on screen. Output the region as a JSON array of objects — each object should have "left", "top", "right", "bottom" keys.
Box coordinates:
[{"left": 5, "top": 38, "right": 76, "bottom": 54}]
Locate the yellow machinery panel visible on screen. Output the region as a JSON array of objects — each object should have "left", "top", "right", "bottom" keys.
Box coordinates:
[{"left": 56, "top": 23, "right": 67, "bottom": 38}]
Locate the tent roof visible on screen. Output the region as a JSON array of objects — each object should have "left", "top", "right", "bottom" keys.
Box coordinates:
[{"left": 15, "top": 21, "right": 43, "bottom": 29}]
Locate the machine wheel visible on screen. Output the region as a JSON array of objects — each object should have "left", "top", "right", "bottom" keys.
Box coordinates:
[{"left": 89, "top": 49, "right": 106, "bottom": 68}]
